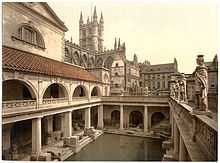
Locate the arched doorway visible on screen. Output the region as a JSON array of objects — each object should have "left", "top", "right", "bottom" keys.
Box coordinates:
[
  {"left": 151, "top": 112, "right": 165, "bottom": 127},
  {"left": 111, "top": 110, "right": 120, "bottom": 128},
  {"left": 129, "top": 111, "right": 143, "bottom": 128},
  {"left": 73, "top": 85, "right": 87, "bottom": 97},
  {"left": 3, "top": 80, "right": 36, "bottom": 101}
]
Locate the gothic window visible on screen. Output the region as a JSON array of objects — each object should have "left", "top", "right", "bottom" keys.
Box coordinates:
[
  {"left": 116, "top": 63, "right": 119, "bottom": 67},
  {"left": 64, "top": 48, "right": 72, "bottom": 63},
  {"left": 115, "top": 72, "right": 119, "bottom": 76},
  {"left": 12, "top": 24, "right": 45, "bottom": 49}
]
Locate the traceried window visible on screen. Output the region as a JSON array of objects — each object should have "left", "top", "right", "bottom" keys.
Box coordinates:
[{"left": 12, "top": 24, "right": 45, "bottom": 49}]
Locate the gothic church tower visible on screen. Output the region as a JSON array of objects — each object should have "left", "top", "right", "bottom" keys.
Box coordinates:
[{"left": 79, "top": 7, "right": 104, "bottom": 52}]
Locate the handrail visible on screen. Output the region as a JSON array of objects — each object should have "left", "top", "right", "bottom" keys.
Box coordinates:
[{"left": 2, "top": 100, "right": 36, "bottom": 108}]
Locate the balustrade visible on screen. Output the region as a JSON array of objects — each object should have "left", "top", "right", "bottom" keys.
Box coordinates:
[
  {"left": 42, "top": 97, "right": 68, "bottom": 104},
  {"left": 2, "top": 100, "right": 37, "bottom": 109}
]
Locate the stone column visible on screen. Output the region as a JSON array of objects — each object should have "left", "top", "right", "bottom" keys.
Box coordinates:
[
  {"left": 144, "top": 105, "right": 149, "bottom": 132},
  {"left": 45, "top": 115, "right": 53, "bottom": 133},
  {"left": 63, "top": 111, "right": 72, "bottom": 137},
  {"left": 97, "top": 105, "right": 104, "bottom": 129},
  {"left": 173, "top": 122, "right": 180, "bottom": 160},
  {"left": 179, "top": 135, "right": 187, "bottom": 161},
  {"left": 32, "top": 117, "right": 42, "bottom": 155},
  {"left": 85, "top": 107, "right": 91, "bottom": 128},
  {"left": 2, "top": 124, "right": 12, "bottom": 154},
  {"left": 120, "top": 105, "right": 124, "bottom": 130}
]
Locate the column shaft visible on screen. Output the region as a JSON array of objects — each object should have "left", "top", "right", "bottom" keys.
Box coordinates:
[
  {"left": 144, "top": 105, "right": 149, "bottom": 132},
  {"left": 63, "top": 111, "right": 72, "bottom": 137},
  {"left": 45, "top": 116, "right": 53, "bottom": 133},
  {"left": 120, "top": 105, "right": 124, "bottom": 130},
  {"left": 97, "top": 105, "right": 104, "bottom": 129},
  {"left": 85, "top": 107, "right": 91, "bottom": 128},
  {"left": 32, "top": 117, "right": 42, "bottom": 155}
]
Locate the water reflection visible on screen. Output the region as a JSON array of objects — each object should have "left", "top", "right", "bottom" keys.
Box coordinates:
[{"left": 66, "top": 133, "right": 162, "bottom": 161}]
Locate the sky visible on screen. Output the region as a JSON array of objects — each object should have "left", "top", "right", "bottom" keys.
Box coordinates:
[{"left": 48, "top": 0, "right": 218, "bottom": 74}]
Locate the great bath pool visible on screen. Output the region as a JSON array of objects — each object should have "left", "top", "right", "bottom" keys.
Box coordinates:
[{"left": 66, "top": 133, "right": 163, "bottom": 161}]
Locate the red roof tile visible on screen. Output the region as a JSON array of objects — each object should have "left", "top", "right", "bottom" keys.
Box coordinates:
[{"left": 2, "top": 46, "right": 100, "bottom": 82}]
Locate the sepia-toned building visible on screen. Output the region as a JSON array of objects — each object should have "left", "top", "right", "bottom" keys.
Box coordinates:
[
  {"left": 2, "top": 2, "right": 217, "bottom": 162},
  {"left": 140, "top": 58, "right": 178, "bottom": 96}
]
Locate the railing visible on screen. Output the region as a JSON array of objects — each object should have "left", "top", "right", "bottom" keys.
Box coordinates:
[
  {"left": 2, "top": 100, "right": 37, "bottom": 109},
  {"left": 169, "top": 97, "right": 217, "bottom": 161},
  {"left": 42, "top": 97, "right": 68, "bottom": 105},
  {"left": 101, "top": 95, "right": 169, "bottom": 104}
]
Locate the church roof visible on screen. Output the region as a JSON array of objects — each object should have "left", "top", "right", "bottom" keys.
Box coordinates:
[{"left": 2, "top": 46, "right": 100, "bottom": 83}]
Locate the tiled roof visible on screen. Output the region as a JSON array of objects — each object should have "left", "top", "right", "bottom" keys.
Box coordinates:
[{"left": 2, "top": 46, "right": 100, "bottom": 82}]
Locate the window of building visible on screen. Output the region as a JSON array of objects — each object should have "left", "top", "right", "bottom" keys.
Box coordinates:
[
  {"left": 115, "top": 63, "right": 119, "bottom": 67},
  {"left": 163, "top": 81, "right": 166, "bottom": 88},
  {"left": 157, "top": 82, "right": 160, "bottom": 89},
  {"left": 12, "top": 24, "right": 45, "bottom": 49},
  {"left": 115, "top": 72, "right": 119, "bottom": 76}
]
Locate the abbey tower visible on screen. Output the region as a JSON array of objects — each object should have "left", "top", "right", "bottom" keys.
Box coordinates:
[{"left": 79, "top": 7, "right": 104, "bottom": 52}]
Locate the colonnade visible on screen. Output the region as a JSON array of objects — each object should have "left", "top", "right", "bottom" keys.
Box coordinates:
[
  {"left": 31, "top": 104, "right": 104, "bottom": 155},
  {"left": 118, "top": 105, "right": 149, "bottom": 132},
  {"left": 5, "top": 103, "right": 156, "bottom": 157}
]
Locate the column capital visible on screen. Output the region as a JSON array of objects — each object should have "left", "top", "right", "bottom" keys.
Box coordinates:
[
  {"left": 35, "top": 116, "right": 43, "bottom": 119},
  {"left": 144, "top": 105, "right": 148, "bottom": 108}
]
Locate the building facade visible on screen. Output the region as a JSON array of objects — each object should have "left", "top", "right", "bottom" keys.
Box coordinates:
[{"left": 140, "top": 58, "right": 178, "bottom": 95}]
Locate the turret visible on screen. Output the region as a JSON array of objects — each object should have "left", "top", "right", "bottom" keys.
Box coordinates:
[
  {"left": 98, "top": 12, "right": 104, "bottom": 51},
  {"left": 100, "top": 12, "right": 104, "bottom": 24},
  {"left": 114, "top": 38, "right": 117, "bottom": 50},
  {"left": 118, "top": 38, "right": 121, "bottom": 50},
  {"left": 133, "top": 53, "right": 138, "bottom": 63},
  {"left": 79, "top": 11, "right": 83, "bottom": 25},
  {"left": 93, "top": 6, "right": 98, "bottom": 23},
  {"left": 79, "top": 11, "right": 84, "bottom": 47},
  {"left": 174, "top": 57, "right": 178, "bottom": 72}
]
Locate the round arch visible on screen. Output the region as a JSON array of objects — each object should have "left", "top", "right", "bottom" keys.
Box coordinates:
[
  {"left": 111, "top": 110, "right": 120, "bottom": 127},
  {"left": 104, "top": 56, "right": 114, "bottom": 69},
  {"left": 129, "top": 111, "right": 143, "bottom": 128},
  {"left": 91, "top": 86, "right": 102, "bottom": 97},
  {"left": 2, "top": 79, "right": 37, "bottom": 101},
  {"left": 151, "top": 112, "right": 166, "bottom": 127},
  {"left": 42, "top": 83, "right": 68, "bottom": 99},
  {"left": 72, "top": 85, "right": 88, "bottom": 97},
  {"left": 12, "top": 23, "right": 45, "bottom": 49}
]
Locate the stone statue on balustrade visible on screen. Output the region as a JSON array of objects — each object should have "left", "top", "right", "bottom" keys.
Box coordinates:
[
  {"left": 174, "top": 80, "right": 180, "bottom": 101},
  {"left": 170, "top": 81, "right": 175, "bottom": 98},
  {"left": 179, "top": 73, "right": 187, "bottom": 102},
  {"left": 193, "top": 55, "right": 209, "bottom": 114}
]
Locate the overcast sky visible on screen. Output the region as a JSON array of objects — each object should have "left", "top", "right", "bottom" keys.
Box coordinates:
[{"left": 49, "top": 0, "right": 218, "bottom": 73}]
